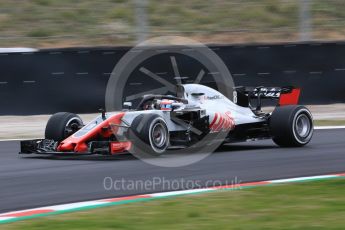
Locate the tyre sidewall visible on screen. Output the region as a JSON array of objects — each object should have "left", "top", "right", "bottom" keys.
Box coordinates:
[
  {"left": 45, "top": 112, "right": 83, "bottom": 141},
  {"left": 291, "top": 107, "right": 314, "bottom": 145},
  {"left": 128, "top": 114, "right": 169, "bottom": 156},
  {"left": 270, "top": 105, "right": 313, "bottom": 147}
]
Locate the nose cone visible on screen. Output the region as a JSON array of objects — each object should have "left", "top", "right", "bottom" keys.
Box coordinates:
[{"left": 58, "top": 141, "right": 75, "bottom": 151}]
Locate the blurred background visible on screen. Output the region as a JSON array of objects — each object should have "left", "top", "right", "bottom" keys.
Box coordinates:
[
  {"left": 0, "top": 0, "right": 345, "bottom": 48},
  {"left": 1, "top": 0, "right": 345, "bottom": 117}
]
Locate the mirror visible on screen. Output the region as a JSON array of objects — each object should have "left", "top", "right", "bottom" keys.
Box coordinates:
[{"left": 123, "top": 102, "right": 132, "bottom": 109}]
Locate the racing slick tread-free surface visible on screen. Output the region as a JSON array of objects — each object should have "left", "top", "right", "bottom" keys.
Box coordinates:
[
  {"left": 270, "top": 105, "right": 313, "bottom": 147},
  {"left": 128, "top": 114, "right": 169, "bottom": 156},
  {"left": 45, "top": 112, "right": 82, "bottom": 141}
]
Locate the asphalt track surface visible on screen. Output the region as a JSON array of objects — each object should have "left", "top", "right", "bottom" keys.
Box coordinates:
[{"left": 1, "top": 129, "right": 345, "bottom": 213}]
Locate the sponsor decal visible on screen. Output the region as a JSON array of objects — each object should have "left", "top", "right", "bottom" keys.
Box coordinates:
[
  {"left": 253, "top": 88, "right": 281, "bottom": 98},
  {"left": 209, "top": 111, "right": 235, "bottom": 132},
  {"left": 205, "top": 95, "right": 223, "bottom": 100}
]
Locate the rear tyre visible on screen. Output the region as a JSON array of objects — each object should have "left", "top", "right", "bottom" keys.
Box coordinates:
[
  {"left": 45, "top": 112, "right": 83, "bottom": 142},
  {"left": 128, "top": 114, "right": 169, "bottom": 156},
  {"left": 269, "top": 105, "right": 313, "bottom": 147}
]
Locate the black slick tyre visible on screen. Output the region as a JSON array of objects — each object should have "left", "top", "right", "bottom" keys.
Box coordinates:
[
  {"left": 45, "top": 112, "right": 83, "bottom": 142},
  {"left": 269, "top": 105, "right": 313, "bottom": 147},
  {"left": 128, "top": 114, "right": 169, "bottom": 156}
]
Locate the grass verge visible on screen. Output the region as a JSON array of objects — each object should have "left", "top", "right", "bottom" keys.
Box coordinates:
[
  {"left": 0, "top": 0, "right": 345, "bottom": 47},
  {"left": 2, "top": 178, "right": 345, "bottom": 230}
]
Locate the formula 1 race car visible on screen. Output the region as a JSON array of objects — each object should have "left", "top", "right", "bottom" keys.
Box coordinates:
[{"left": 20, "top": 84, "right": 314, "bottom": 156}]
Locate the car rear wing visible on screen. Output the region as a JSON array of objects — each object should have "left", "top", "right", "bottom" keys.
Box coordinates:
[{"left": 233, "top": 86, "right": 301, "bottom": 109}]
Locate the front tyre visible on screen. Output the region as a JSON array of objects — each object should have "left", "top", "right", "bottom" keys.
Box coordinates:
[
  {"left": 128, "top": 114, "right": 169, "bottom": 156},
  {"left": 270, "top": 105, "right": 313, "bottom": 147},
  {"left": 45, "top": 112, "right": 83, "bottom": 142}
]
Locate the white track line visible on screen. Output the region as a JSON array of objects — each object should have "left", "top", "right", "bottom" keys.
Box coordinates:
[{"left": 314, "top": 126, "right": 345, "bottom": 130}]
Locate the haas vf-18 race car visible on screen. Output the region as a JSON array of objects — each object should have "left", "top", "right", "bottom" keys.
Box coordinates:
[{"left": 20, "top": 84, "right": 314, "bottom": 156}]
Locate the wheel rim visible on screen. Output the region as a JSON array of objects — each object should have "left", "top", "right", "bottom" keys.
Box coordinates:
[
  {"left": 151, "top": 122, "right": 167, "bottom": 148},
  {"left": 295, "top": 113, "right": 311, "bottom": 138},
  {"left": 65, "top": 117, "right": 83, "bottom": 136}
]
